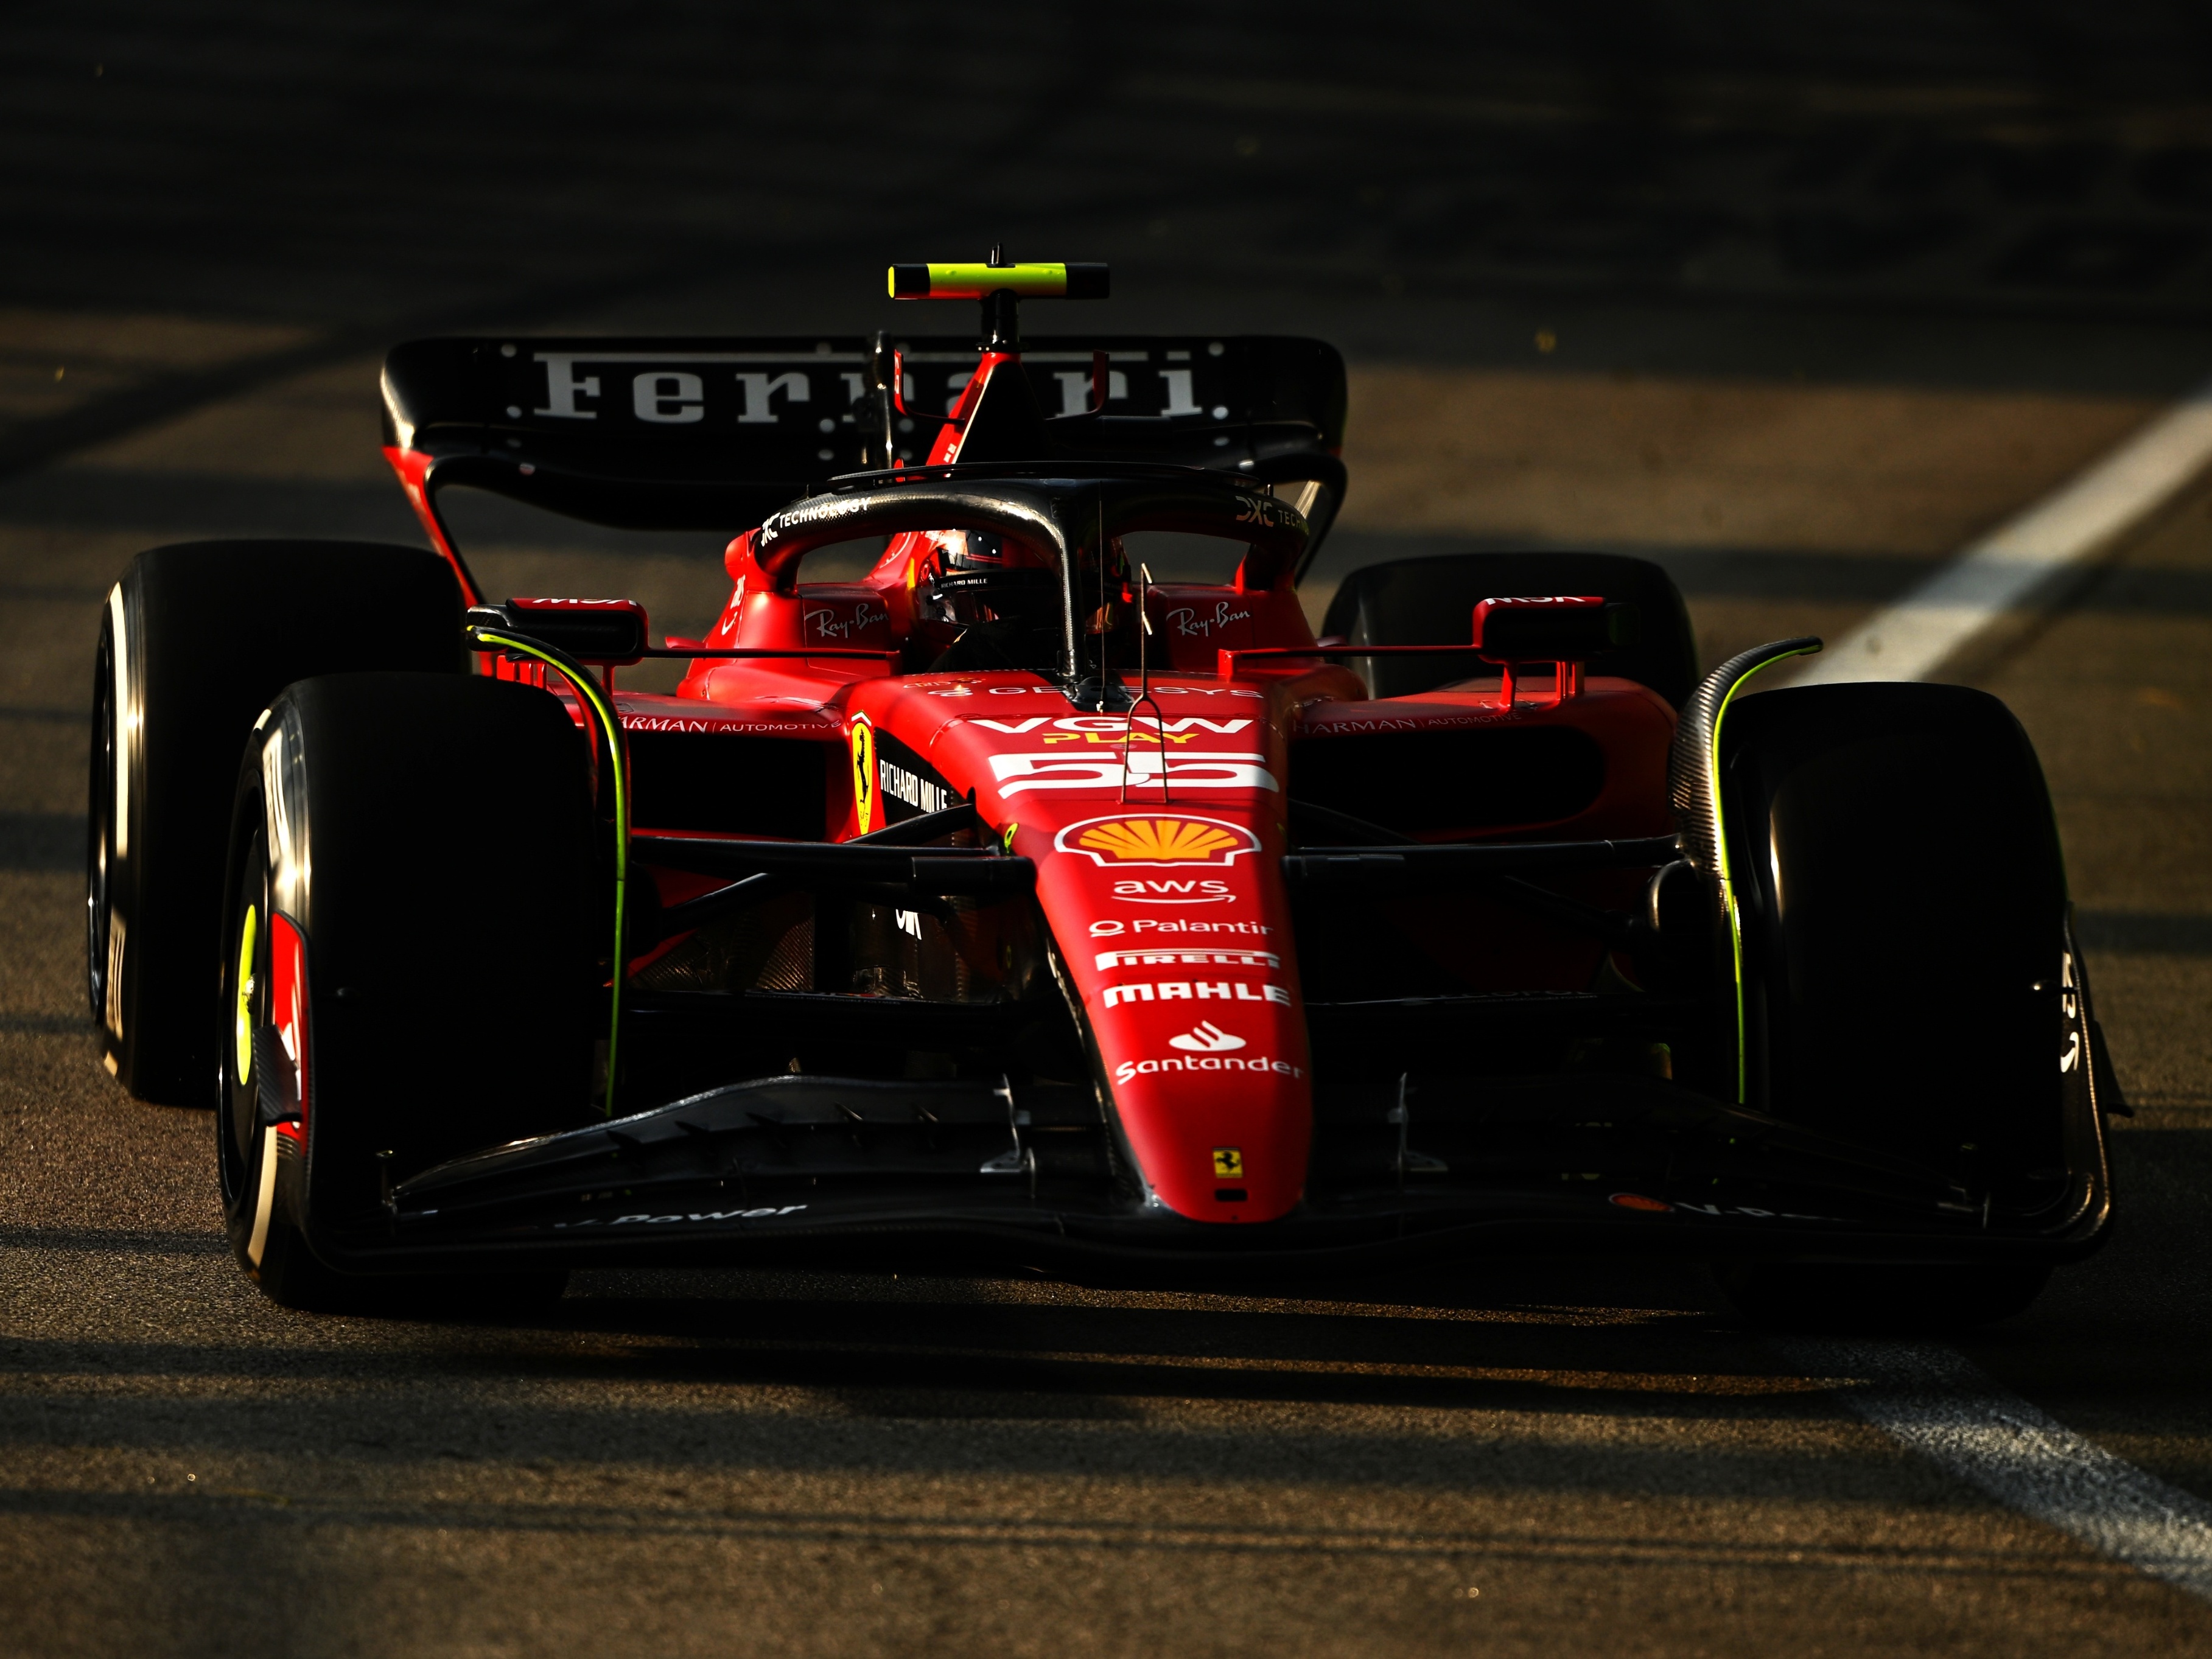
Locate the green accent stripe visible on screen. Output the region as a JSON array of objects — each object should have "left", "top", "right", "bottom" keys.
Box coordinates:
[
  {"left": 1707, "top": 643, "right": 1822, "bottom": 1103},
  {"left": 474, "top": 630, "right": 629, "bottom": 1119},
  {"left": 893, "top": 262, "right": 1071, "bottom": 299}
]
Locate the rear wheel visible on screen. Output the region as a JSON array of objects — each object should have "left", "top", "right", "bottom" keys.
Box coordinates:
[
  {"left": 219, "top": 671, "right": 598, "bottom": 1310},
  {"left": 91, "top": 541, "right": 464, "bottom": 1105},
  {"left": 1318, "top": 550, "right": 1698, "bottom": 705}
]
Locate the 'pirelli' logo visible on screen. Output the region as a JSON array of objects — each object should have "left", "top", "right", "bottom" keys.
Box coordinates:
[{"left": 1095, "top": 948, "right": 1279, "bottom": 971}]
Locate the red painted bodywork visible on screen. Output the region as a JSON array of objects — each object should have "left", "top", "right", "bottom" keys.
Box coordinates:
[
  {"left": 268, "top": 910, "right": 310, "bottom": 1148},
  {"left": 384, "top": 340, "right": 1679, "bottom": 1228}
]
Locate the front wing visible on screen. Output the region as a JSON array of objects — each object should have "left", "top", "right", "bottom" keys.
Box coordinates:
[{"left": 314, "top": 1060, "right": 2115, "bottom": 1280}]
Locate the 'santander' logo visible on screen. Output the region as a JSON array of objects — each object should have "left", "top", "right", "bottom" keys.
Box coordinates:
[
  {"left": 1055, "top": 814, "right": 1258, "bottom": 868},
  {"left": 1167, "top": 1020, "right": 1245, "bottom": 1053},
  {"left": 1115, "top": 1052, "right": 1304, "bottom": 1085}
]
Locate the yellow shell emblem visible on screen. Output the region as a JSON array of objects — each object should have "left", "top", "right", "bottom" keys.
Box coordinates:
[{"left": 1075, "top": 817, "right": 1242, "bottom": 864}]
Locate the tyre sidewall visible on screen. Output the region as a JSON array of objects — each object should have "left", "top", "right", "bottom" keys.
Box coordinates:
[{"left": 217, "top": 738, "right": 337, "bottom": 1303}]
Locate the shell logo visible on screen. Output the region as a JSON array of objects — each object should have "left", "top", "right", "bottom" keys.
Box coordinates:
[{"left": 1054, "top": 814, "right": 1259, "bottom": 868}]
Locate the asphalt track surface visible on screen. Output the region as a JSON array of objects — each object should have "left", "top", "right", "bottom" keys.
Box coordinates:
[{"left": 7, "top": 7, "right": 2212, "bottom": 1654}]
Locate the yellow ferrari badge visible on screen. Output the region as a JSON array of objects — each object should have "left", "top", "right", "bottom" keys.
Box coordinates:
[
  {"left": 849, "top": 718, "right": 877, "bottom": 835},
  {"left": 1212, "top": 1147, "right": 1244, "bottom": 1179}
]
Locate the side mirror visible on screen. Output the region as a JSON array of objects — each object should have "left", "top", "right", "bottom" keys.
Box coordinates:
[
  {"left": 466, "top": 598, "right": 648, "bottom": 665},
  {"left": 1472, "top": 595, "right": 1638, "bottom": 660}
]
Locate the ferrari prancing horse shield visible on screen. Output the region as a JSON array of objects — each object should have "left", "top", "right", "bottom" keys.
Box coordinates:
[{"left": 849, "top": 716, "right": 877, "bottom": 834}]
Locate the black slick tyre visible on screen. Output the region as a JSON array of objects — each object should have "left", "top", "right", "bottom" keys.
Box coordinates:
[
  {"left": 1710, "top": 682, "right": 2095, "bottom": 1331},
  {"left": 219, "top": 672, "right": 596, "bottom": 1310},
  {"left": 1320, "top": 551, "right": 1698, "bottom": 705},
  {"left": 1724, "top": 684, "right": 2074, "bottom": 1195},
  {"left": 91, "top": 541, "right": 464, "bottom": 1106}
]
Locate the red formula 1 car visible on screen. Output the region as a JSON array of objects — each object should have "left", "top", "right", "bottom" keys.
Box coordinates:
[{"left": 87, "top": 260, "right": 2120, "bottom": 1324}]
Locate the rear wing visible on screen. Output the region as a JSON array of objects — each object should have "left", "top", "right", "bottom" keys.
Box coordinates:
[{"left": 380, "top": 334, "right": 1345, "bottom": 539}]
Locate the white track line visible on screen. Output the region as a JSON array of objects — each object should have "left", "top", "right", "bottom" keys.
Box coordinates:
[
  {"left": 1783, "top": 1341, "right": 2212, "bottom": 1601},
  {"left": 1790, "top": 376, "right": 2212, "bottom": 685}
]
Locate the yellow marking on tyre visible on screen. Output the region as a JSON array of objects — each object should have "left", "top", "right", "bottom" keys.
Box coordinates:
[{"left": 234, "top": 904, "right": 258, "bottom": 1084}]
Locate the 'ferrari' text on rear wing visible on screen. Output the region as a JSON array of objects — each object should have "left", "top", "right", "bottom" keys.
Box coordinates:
[{"left": 380, "top": 334, "right": 1346, "bottom": 532}]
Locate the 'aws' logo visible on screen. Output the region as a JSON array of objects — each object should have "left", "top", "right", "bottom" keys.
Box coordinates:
[{"left": 1112, "top": 879, "right": 1233, "bottom": 905}]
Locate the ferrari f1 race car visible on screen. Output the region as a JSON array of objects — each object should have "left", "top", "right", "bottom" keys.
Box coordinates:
[{"left": 88, "top": 259, "right": 2121, "bottom": 1325}]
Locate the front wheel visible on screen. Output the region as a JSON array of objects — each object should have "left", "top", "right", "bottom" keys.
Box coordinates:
[
  {"left": 218, "top": 671, "right": 599, "bottom": 1309},
  {"left": 1720, "top": 683, "right": 2082, "bottom": 1210},
  {"left": 219, "top": 803, "right": 355, "bottom": 1307}
]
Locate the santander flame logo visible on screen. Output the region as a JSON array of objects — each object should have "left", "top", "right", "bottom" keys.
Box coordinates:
[
  {"left": 1167, "top": 1021, "right": 1247, "bottom": 1054},
  {"left": 1056, "top": 814, "right": 1258, "bottom": 868}
]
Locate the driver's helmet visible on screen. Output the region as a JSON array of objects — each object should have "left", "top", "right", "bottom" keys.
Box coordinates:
[
  {"left": 943, "top": 528, "right": 1005, "bottom": 571},
  {"left": 916, "top": 529, "right": 1057, "bottom": 627}
]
